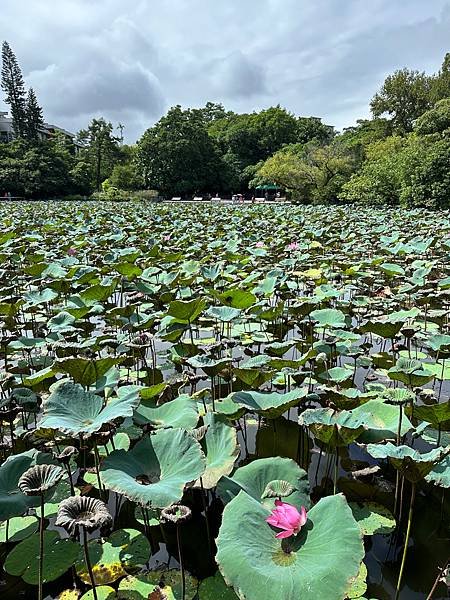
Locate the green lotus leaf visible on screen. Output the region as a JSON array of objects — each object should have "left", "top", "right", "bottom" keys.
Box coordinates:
[
  {"left": 54, "top": 357, "right": 122, "bottom": 386},
  {"left": 39, "top": 382, "right": 139, "bottom": 436},
  {"left": 198, "top": 572, "right": 239, "bottom": 599},
  {"left": 230, "top": 387, "right": 308, "bottom": 419},
  {"left": 0, "top": 515, "right": 38, "bottom": 542},
  {"left": 310, "top": 308, "right": 347, "bottom": 328},
  {"left": 167, "top": 298, "right": 206, "bottom": 323},
  {"left": 215, "top": 395, "right": 247, "bottom": 420},
  {"left": 216, "top": 492, "right": 364, "bottom": 600},
  {"left": 75, "top": 528, "right": 150, "bottom": 585},
  {"left": 193, "top": 411, "right": 239, "bottom": 489},
  {"left": 47, "top": 311, "right": 77, "bottom": 333},
  {"left": 388, "top": 358, "right": 434, "bottom": 387},
  {"left": 0, "top": 450, "right": 57, "bottom": 519},
  {"left": 425, "top": 361, "right": 450, "bottom": 380},
  {"left": 406, "top": 400, "right": 450, "bottom": 429},
  {"left": 205, "top": 306, "right": 242, "bottom": 322},
  {"left": 118, "top": 570, "right": 198, "bottom": 599},
  {"left": 80, "top": 586, "right": 116, "bottom": 600},
  {"left": 381, "top": 388, "right": 415, "bottom": 405},
  {"left": 186, "top": 354, "right": 231, "bottom": 375},
  {"left": 349, "top": 501, "right": 396, "bottom": 535},
  {"left": 351, "top": 399, "right": 413, "bottom": 443},
  {"left": 299, "top": 408, "right": 367, "bottom": 447},
  {"left": 425, "top": 454, "right": 450, "bottom": 488},
  {"left": 101, "top": 429, "right": 206, "bottom": 508},
  {"left": 360, "top": 320, "right": 403, "bottom": 340},
  {"left": 380, "top": 262, "right": 405, "bottom": 276},
  {"left": 346, "top": 561, "right": 368, "bottom": 599},
  {"left": 98, "top": 432, "right": 131, "bottom": 457},
  {"left": 4, "top": 530, "right": 79, "bottom": 584},
  {"left": 218, "top": 289, "right": 256, "bottom": 309},
  {"left": 217, "top": 456, "right": 310, "bottom": 510},
  {"left": 134, "top": 394, "right": 199, "bottom": 430},
  {"left": 261, "top": 479, "right": 296, "bottom": 499},
  {"left": 366, "top": 443, "right": 450, "bottom": 482}
]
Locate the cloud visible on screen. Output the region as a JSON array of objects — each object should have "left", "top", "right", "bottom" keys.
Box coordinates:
[{"left": 0, "top": 0, "right": 448, "bottom": 140}]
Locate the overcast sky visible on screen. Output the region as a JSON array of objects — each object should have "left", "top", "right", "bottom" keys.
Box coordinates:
[{"left": 1, "top": 0, "right": 449, "bottom": 142}]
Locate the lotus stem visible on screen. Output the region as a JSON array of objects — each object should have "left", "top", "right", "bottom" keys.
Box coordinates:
[
  {"left": 82, "top": 525, "right": 98, "bottom": 600},
  {"left": 426, "top": 559, "right": 449, "bottom": 600},
  {"left": 200, "top": 477, "right": 212, "bottom": 559},
  {"left": 38, "top": 494, "right": 45, "bottom": 600},
  {"left": 397, "top": 405, "right": 403, "bottom": 446},
  {"left": 5, "top": 518, "right": 9, "bottom": 543},
  {"left": 176, "top": 523, "right": 186, "bottom": 600},
  {"left": 333, "top": 447, "right": 339, "bottom": 495},
  {"left": 395, "top": 482, "right": 416, "bottom": 600}
]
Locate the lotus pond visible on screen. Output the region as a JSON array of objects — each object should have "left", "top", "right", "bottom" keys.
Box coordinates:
[{"left": 0, "top": 201, "right": 449, "bottom": 600}]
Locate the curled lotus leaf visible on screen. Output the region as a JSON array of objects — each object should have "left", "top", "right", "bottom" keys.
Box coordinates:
[
  {"left": 406, "top": 400, "right": 450, "bottom": 429},
  {"left": 350, "top": 399, "right": 413, "bottom": 443},
  {"left": 261, "top": 479, "right": 296, "bottom": 499},
  {"left": 39, "top": 382, "right": 140, "bottom": 437},
  {"left": 230, "top": 387, "right": 309, "bottom": 419},
  {"left": 100, "top": 428, "right": 206, "bottom": 508},
  {"left": 193, "top": 411, "right": 239, "bottom": 489},
  {"left": 56, "top": 496, "right": 112, "bottom": 534},
  {"left": 388, "top": 358, "right": 434, "bottom": 387},
  {"left": 425, "top": 454, "right": 450, "bottom": 488},
  {"left": 366, "top": 443, "right": 450, "bottom": 483},
  {"left": 18, "top": 464, "right": 64, "bottom": 496},
  {"left": 216, "top": 492, "right": 364, "bottom": 600},
  {"left": 0, "top": 450, "right": 58, "bottom": 519},
  {"left": 217, "top": 457, "right": 310, "bottom": 510},
  {"left": 299, "top": 408, "right": 367, "bottom": 447},
  {"left": 381, "top": 388, "right": 415, "bottom": 405}
]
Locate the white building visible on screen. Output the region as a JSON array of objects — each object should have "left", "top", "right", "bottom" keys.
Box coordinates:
[{"left": 0, "top": 111, "right": 77, "bottom": 143}]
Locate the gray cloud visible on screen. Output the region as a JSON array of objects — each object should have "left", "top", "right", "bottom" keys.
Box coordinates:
[{"left": 0, "top": 0, "right": 448, "bottom": 140}]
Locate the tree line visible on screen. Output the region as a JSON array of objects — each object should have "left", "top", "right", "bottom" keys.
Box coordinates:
[{"left": 0, "top": 40, "right": 449, "bottom": 207}]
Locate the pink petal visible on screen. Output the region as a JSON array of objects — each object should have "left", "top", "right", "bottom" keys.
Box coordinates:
[
  {"left": 266, "top": 515, "right": 280, "bottom": 527},
  {"left": 275, "top": 529, "right": 294, "bottom": 539},
  {"left": 298, "top": 506, "right": 307, "bottom": 527}
]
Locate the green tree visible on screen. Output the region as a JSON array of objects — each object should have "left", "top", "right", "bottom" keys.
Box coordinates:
[
  {"left": 296, "top": 117, "right": 335, "bottom": 144},
  {"left": 370, "top": 68, "right": 432, "bottom": 133},
  {"left": 431, "top": 53, "right": 450, "bottom": 103},
  {"left": 340, "top": 136, "right": 406, "bottom": 205},
  {"left": 137, "top": 105, "right": 224, "bottom": 196},
  {"left": 0, "top": 139, "right": 79, "bottom": 198},
  {"left": 1, "top": 41, "right": 27, "bottom": 138},
  {"left": 256, "top": 141, "right": 356, "bottom": 203},
  {"left": 25, "top": 87, "right": 45, "bottom": 141},
  {"left": 414, "top": 98, "right": 450, "bottom": 136},
  {"left": 76, "top": 118, "right": 120, "bottom": 191}
]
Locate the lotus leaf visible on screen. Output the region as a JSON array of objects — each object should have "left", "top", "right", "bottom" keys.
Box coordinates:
[
  {"left": 299, "top": 408, "right": 367, "bottom": 447},
  {"left": 118, "top": 570, "right": 198, "bottom": 599},
  {"left": 349, "top": 502, "right": 396, "bottom": 535},
  {"left": 101, "top": 428, "right": 206, "bottom": 507},
  {"left": 39, "top": 382, "right": 140, "bottom": 436},
  {"left": 216, "top": 492, "right": 364, "bottom": 600},
  {"left": 134, "top": 394, "right": 199, "bottom": 430},
  {"left": 217, "top": 456, "right": 309, "bottom": 510},
  {"left": 230, "top": 387, "right": 308, "bottom": 419},
  {"left": 193, "top": 411, "right": 239, "bottom": 488},
  {"left": 74, "top": 528, "right": 150, "bottom": 585},
  {"left": 366, "top": 443, "right": 450, "bottom": 482},
  {"left": 4, "top": 530, "right": 79, "bottom": 584}
]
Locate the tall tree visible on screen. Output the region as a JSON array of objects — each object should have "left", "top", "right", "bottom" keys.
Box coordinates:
[
  {"left": 76, "top": 118, "right": 120, "bottom": 191},
  {"left": 137, "top": 105, "right": 224, "bottom": 196},
  {"left": 25, "top": 87, "right": 45, "bottom": 141},
  {"left": 370, "top": 68, "right": 432, "bottom": 133},
  {"left": 1, "top": 41, "right": 27, "bottom": 138}
]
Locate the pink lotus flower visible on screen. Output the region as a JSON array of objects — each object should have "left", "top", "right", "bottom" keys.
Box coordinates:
[
  {"left": 255, "top": 241, "right": 264, "bottom": 248},
  {"left": 163, "top": 235, "right": 171, "bottom": 242},
  {"left": 286, "top": 241, "right": 300, "bottom": 251},
  {"left": 67, "top": 247, "right": 77, "bottom": 256},
  {"left": 266, "top": 500, "right": 307, "bottom": 539}
]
